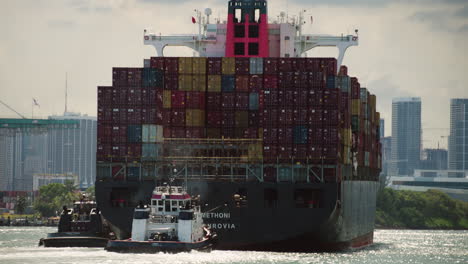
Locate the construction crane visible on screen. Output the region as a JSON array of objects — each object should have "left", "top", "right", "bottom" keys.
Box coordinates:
[{"left": 0, "top": 99, "right": 26, "bottom": 119}]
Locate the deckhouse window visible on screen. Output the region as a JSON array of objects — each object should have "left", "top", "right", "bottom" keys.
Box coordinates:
[
  {"left": 235, "top": 43, "right": 245, "bottom": 55},
  {"left": 235, "top": 25, "right": 245, "bottom": 38},
  {"left": 152, "top": 200, "right": 157, "bottom": 206}
]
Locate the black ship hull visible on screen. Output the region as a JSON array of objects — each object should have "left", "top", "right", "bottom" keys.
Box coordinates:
[{"left": 96, "top": 179, "right": 379, "bottom": 252}]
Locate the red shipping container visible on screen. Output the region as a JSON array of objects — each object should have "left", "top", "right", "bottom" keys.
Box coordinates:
[
  {"left": 141, "top": 108, "right": 157, "bottom": 124},
  {"left": 278, "top": 58, "right": 293, "bottom": 72},
  {"left": 127, "top": 68, "right": 142, "bottom": 87},
  {"left": 308, "top": 128, "right": 323, "bottom": 144},
  {"left": 263, "top": 127, "right": 278, "bottom": 143},
  {"left": 171, "top": 91, "right": 186, "bottom": 108},
  {"left": 236, "top": 75, "right": 249, "bottom": 92},
  {"left": 207, "top": 57, "right": 222, "bottom": 74},
  {"left": 264, "top": 58, "right": 278, "bottom": 74},
  {"left": 164, "top": 74, "right": 179, "bottom": 90},
  {"left": 98, "top": 125, "right": 112, "bottom": 143},
  {"left": 323, "top": 108, "right": 340, "bottom": 125},
  {"left": 127, "top": 88, "right": 142, "bottom": 105},
  {"left": 278, "top": 72, "right": 294, "bottom": 89},
  {"left": 235, "top": 93, "right": 249, "bottom": 110},
  {"left": 308, "top": 146, "right": 322, "bottom": 160},
  {"left": 98, "top": 86, "right": 113, "bottom": 106},
  {"left": 278, "top": 127, "right": 293, "bottom": 144},
  {"left": 112, "top": 68, "right": 128, "bottom": 87},
  {"left": 294, "top": 89, "right": 308, "bottom": 106},
  {"left": 249, "top": 75, "right": 263, "bottom": 92},
  {"left": 293, "top": 108, "right": 308, "bottom": 124},
  {"left": 222, "top": 111, "right": 235, "bottom": 127},
  {"left": 97, "top": 144, "right": 111, "bottom": 160},
  {"left": 222, "top": 93, "right": 236, "bottom": 109},
  {"left": 186, "top": 91, "right": 205, "bottom": 109},
  {"left": 156, "top": 89, "right": 164, "bottom": 108},
  {"left": 127, "top": 108, "right": 142, "bottom": 124},
  {"left": 141, "top": 89, "right": 157, "bottom": 106},
  {"left": 305, "top": 58, "right": 320, "bottom": 72},
  {"left": 248, "top": 111, "right": 260, "bottom": 127},
  {"left": 262, "top": 108, "right": 278, "bottom": 126},
  {"left": 339, "top": 65, "right": 348, "bottom": 76},
  {"left": 278, "top": 145, "right": 293, "bottom": 161},
  {"left": 164, "top": 57, "right": 178, "bottom": 73},
  {"left": 111, "top": 87, "right": 127, "bottom": 106},
  {"left": 351, "top": 77, "right": 360, "bottom": 99},
  {"left": 320, "top": 58, "right": 337, "bottom": 76},
  {"left": 171, "top": 110, "right": 186, "bottom": 126},
  {"left": 293, "top": 145, "right": 308, "bottom": 161},
  {"left": 98, "top": 107, "right": 112, "bottom": 123},
  {"left": 322, "top": 89, "right": 341, "bottom": 106},
  {"left": 235, "top": 57, "right": 250, "bottom": 74},
  {"left": 264, "top": 75, "right": 278, "bottom": 89},
  {"left": 111, "top": 125, "right": 127, "bottom": 144},
  {"left": 186, "top": 127, "right": 205, "bottom": 138},
  {"left": 307, "top": 108, "right": 322, "bottom": 125},
  {"left": 111, "top": 108, "right": 125, "bottom": 123},
  {"left": 222, "top": 127, "right": 235, "bottom": 138},
  {"left": 162, "top": 109, "right": 172, "bottom": 125},
  {"left": 323, "top": 146, "right": 339, "bottom": 163},
  {"left": 298, "top": 73, "right": 309, "bottom": 88},
  {"left": 163, "top": 127, "right": 171, "bottom": 138},
  {"left": 127, "top": 143, "right": 142, "bottom": 158},
  {"left": 207, "top": 111, "right": 222, "bottom": 127},
  {"left": 278, "top": 108, "right": 294, "bottom": 125},
  {"left": 323, "top": 127, "right": 340, "bottom": 144},
  {"left": 263, "top": 145, "right": 278, "bottom": 163},
  {"left": 242, "top": 128, "right": 258, "bottom": 138},
  {"left": 264, "top": 90, "right": 278, "bottom": 106},
  {"left": 308, "top": 90, "right": 322, "bottom": 106},
  {"left": 292, "top": 58, "right": 306, "bottom": 72},
  {"left": 207, "top": 92, "right": 221, "bottom": 110},
  {"left": 171, "top": 127, "right": 186, "bottom": 138},
  {"left": 112, "top": 144, "right": 127, "bottom": 157},
  {"left": 150, "top": 57, "right": 165, "bottom": 70},
  {"left": 278, "top": 90, "right": 294, "bottom": 106}
]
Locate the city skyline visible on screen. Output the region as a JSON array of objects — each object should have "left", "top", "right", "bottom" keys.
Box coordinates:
[{"left": 1, "top": 0, "right": 467, "bottom": 149}]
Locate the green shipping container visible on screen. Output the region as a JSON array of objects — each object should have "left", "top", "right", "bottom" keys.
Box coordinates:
[
  {"left": 142, "top": 143, "right": 162, "bottom": 161},
  {"left": 142, "top": 124, "right": 163, "bottom": 143}
]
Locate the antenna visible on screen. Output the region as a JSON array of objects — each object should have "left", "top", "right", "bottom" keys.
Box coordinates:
[{"left": 65, "top": 72, "right": 68, "bottom": 114}]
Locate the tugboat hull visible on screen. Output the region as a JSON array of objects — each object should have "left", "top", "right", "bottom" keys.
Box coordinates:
[
  {"left": 40, "top": 233, "right": 108, "bottom": 247},
  {"left": 105, "top": 237, "right": 216, "bottom": 253}
]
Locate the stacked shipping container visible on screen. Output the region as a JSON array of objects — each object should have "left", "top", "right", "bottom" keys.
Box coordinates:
[{"left": 97, "top": 57, "right": 381, "bottom": 182}]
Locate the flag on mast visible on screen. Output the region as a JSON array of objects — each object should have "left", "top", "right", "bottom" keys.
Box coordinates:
[
  {"left": 192, "top": 17, "right": 196, "bottom": 24},
  {"left": 33, "top": 98, "right": 40, "bottom": 107}
]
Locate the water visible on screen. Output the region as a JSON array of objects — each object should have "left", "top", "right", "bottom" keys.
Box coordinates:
[{"left": 0, "top": 227, "right": 466, "bottom": 264}]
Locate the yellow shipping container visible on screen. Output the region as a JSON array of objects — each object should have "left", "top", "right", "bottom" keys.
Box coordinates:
[
  {"left": 341, "top": 128, "right": 352, "bottom": 147},
  {"left": 178, "top": 74, "right": 193, "bottom": 91},
  {"left": 235, "top": 111, "right": 249, "bottom": 128},
  {"left": 207, "top": 75, "right": 221, "bottom": 92},
  {"left": 222, "top": 57, "right": 235, "bottom": 75},
  {"left": 163, "top": 90, "right": 171, "bottom": 109},
  {"left": 206, "top": 128, "right": 221, "bottom": 138},
  {"left": 192, "top": 75, "right": 207, "bottom": 92},
  {"left": 178, "top": 57, "right": 193, "bottom": 74},
  {"left": 352, "top": 99, "right": 361, "bottom": 116},
  {"left": 248, "top": 143, "right": 263, "bottom": 161},
  {"left": 186, "top": 109, "right": 205, "bottom": 127},
  {"left": 192, "top": 57, "right": 206, "bottom": 75},
  {"left": 258, "top": 128, "right": 263, "bottom": 139},
  {"left": 369, "top": 94, "right": 376, "bottom": 110}
]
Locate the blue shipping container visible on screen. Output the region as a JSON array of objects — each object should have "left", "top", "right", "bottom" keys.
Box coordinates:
[
  {"left": 143, "top": 68, "right": 164, "bottom": 87},
  {"left": 326, "top": 76, "right": 336, "bottom": 89},
  {"left": 249, "top": 92, "right": 259, "bottom": 110},
  {"left": 127, "top": 125, "right": 142, "bottom": 143},
  {"left": 294, "top": 125, "right": 308, "bottom": 144},
  {"left": 142, "top": 143, "right": 162, "bottom": 161},
  {"left": 221, "top": 75, "right": 236, "bottom": 92},
  {"left": 127, "top": 166, "right": 140, "bottom": 181},
  {"left": 278, "top": 167, "right": 292, "bottom": 181}
]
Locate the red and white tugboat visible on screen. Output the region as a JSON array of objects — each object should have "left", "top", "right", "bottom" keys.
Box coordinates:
[{"left": 105, "top": 185, "right": 217, "bottom": 253}]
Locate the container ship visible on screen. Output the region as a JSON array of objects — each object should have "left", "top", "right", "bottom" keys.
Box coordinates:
[{"left": 96, "top": 0, "right": 381, "bottom": 251}]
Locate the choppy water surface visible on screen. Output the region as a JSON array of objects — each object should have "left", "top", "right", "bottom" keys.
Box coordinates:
[{"left": 0, "top": 227, "right": 466, "bottom": 264}]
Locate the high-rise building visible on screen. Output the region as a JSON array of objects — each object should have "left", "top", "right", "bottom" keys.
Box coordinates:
[
  {"left": 379, "top": 119, "right": 385, "bottom": 138},
  {"left": 47, "top": 112, "right": 97, "bottom": 189},
  {"left": 389, "top": 97, "right": 421, "bottom": 176},
  {"left": 448, "top": 98, "right": 468, "bottom": 172},
  {"left": 380, "top": 136, "right": 392, "bottom": 177},
  {"left": 420, "top": 148, "right": 448, "bottom": 170}
]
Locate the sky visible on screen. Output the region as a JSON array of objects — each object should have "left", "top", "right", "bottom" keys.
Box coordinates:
[{"left": 1, "top": 0, "right": 467, "bottom": 149}]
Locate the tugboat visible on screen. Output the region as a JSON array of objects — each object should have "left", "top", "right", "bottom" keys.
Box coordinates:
[
  {"left": 105, "top": 185, "right": 217, "bottom": 253},
  {"left": 39, "top": 199, "right": 111, "bottom": 247}
]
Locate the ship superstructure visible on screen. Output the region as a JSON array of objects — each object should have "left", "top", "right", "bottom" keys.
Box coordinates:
[{"left": 96, "top": 0, "right": 381, "bottom": 251}]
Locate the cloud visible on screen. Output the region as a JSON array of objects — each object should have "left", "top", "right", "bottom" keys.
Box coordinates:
[
  {"left": 409, "top": 8, "right": 467, "bottom": 33},
  {"left": 455, "top": 5, "right": 468, "bottom": 17}
]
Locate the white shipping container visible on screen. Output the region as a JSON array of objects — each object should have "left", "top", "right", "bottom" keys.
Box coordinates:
[{"left": 142, "top": 125, "right": 163, "bottom": 143}]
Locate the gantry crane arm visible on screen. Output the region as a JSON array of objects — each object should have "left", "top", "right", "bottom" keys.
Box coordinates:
[{"left": 0, "top": 99, "right": 27, "bottom": 119}]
